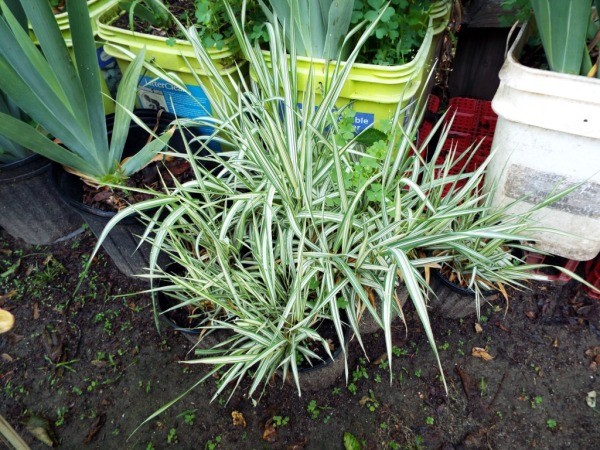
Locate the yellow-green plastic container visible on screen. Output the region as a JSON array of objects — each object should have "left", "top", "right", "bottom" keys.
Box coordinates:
[
  {"left": 28, "top": 0, "right": 118, "bottom": 114},
  {"left": 52, "top": 0, "right": 119, "bottom": 42},
  {"left": 427, "top": 0, "right": 452, "bottom": 61},
  {"left": 259, "top": 21, "right": 433, "bottom": 131},
  {"left": 418, "top": 0, "right": 452, "bottom": 111},
  {"left": 97, "top": 5, "right": 242, "bottom": 123}
]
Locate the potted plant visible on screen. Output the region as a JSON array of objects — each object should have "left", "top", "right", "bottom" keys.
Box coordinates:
[
  {"left": 261, "top": 0, "right": 453, "bottom": 131},
  {"left": 94, "top": 9, "right": 458, "bottom": 402},
  {"left": 0, "top": 3, "right": 81, "bottom": 245},
  {"left": 0, "top": 0, "right": 177, "bottom": 275},
  {"left": 96, "top": 0, "right": 266, "bottom": 126},
  {"left": 487, "top": 0, "right": 600, "bottom": 261},
  {"left": 424, "top": 135, "right": 597, "bottom": 320},
  {"left": 0, "top": 91, "right": 82, "bottom": 245},
  {"left": 95, "top": 5, "right": 600, "bottom": 409}
]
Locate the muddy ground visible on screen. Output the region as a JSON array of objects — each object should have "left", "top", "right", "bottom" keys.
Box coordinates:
[{"left": 1, "top": 229, "right": 599, "bottom": 449}]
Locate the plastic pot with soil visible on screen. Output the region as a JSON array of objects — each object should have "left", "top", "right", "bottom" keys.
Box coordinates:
[
  {"left": 0, "top": 154, "right": 82, "bottom": 245},
  {"left": 287, "top": 312, "right": 352, "bottom": 392},
  {"left": 155, "top": 264, "right": 232, "bottom": 348},
  {"left": 428, "top": 268, "right": 499, "bottom": 320},
  {"left": 53, "top": 109, "right": 201, "bottom": 277},
  {"left": 358, "top": 283, "right": 409, "bottom": 335}
]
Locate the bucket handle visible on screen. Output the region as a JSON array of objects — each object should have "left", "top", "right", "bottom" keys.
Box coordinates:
[{"left": 505, "top": 21, "right": 520, "bottom": 59}]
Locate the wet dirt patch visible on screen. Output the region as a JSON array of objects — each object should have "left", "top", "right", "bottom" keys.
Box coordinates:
[{"left": 1, "top": 229, "right": 599, "bottom": 449}]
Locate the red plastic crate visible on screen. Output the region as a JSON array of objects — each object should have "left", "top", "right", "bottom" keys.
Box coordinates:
[
  {"left": 477, "top": 100, "right": 498, "bottom": 134},
  {"left": 474, "top": 134, "right": 493, "bottom": 157},
  {"left": 447, "top": 98, "right": 480, "bottom": 134},
  {"left": 427, "top": 94, "right": 440, "bottom": 114},
  {"left": 418, "top": 121, "right": 433, "bottom": 146},
  {"left": 524, "top": 252, "right": 580, "bottom": 283},
  {"left": 584, "top": 256, "right": 600, "bottom": 299}
]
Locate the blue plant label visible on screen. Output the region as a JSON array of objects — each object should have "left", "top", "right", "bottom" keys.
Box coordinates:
[
  {"left": 353, "top": 112, "right": 375, "bottom": 132},
  {"left": 96, "top": 46, "right": 116, "bottom": 69},
  {"left": 137, "top": 76, "right": 212, "bottom": 120},
  {"left": 297, "top": 102, "right": 375, "bottom": 133}
]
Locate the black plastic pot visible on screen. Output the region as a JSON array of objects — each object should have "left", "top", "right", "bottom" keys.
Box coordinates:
[
  {"left": 358, "top": 283, "right": 409, "bottom": 335},
  {"left": 0, "top": 154, "right": 82, "bottom": 245},
  {"left": 53, "top": 109, "right": 192, "bottom": 277},
  {"left": 156, "top": 289, "right": 232, "bottom": 348},
  {"left": 429, "top": 269, "right": 497, "bottom": 319},
  {"left": 291, "top": 311, "right": 352, "bottom": 392}
]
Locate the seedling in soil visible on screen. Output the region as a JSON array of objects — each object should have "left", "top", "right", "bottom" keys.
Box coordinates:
[
  {"left": 360, "top": 390, "right": 380, "bottom": 412},
  {"left": 146, "top": 442, "right": 155, "bottom": 450},
  {"left": 353, "top": 360, "right": 369, "bottom": 382},
  {"left": 272, "top": 415, "right": 289, "bottom": 427},
  {"left": 167, "top": 427, "right": 178, "bottom": 444},
  {"left": 205, "top": 435, "right": 222, "bottom": 449},
  {"left": 55, "top": 406, "right": 68, "bottom": 427},
  {"left": 307, "top": 400, "right": 331, "bottom": 420},
  {"left": 479, "top": 377, "right": 488, "bottom": 397},
  {"left": 177, "top": 409, "right": 197, "bottom": 426},
  {"left": 532, "top": 396, "right": 543, "bottom": 408},
  {"left": 307, "top": 400, "right": 320, "bottom": 419},
  {"left": 425, "top": 416, "right": 435, "bottom": 425},
  {"left": 332, "top": 387, "right": 342, "bottom": 395},
  {"left": 392, "top": 346, "right": 408, "bottom": 357},
  {"left": 546, "top": 419, "right": 557, "bottom": 429},
  {"left": 414, "top": 369, "right": 422, "bottom": 378}
]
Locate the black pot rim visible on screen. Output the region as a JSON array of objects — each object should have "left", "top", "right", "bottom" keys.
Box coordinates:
[
  {"left": 298, "top": 311, "right": 350, "bottom": 374},
  {"left": 0, "top": 153, "right": 41, "bottom": 171},
  {"left": 0, "top": 153, "right": 50, "bottom": 184},
  {"left": 432, "top": 268, "right": 496, "bottom": 296},
  {"left": 156, "top": 290, "right": 206, "bottom": 335}
]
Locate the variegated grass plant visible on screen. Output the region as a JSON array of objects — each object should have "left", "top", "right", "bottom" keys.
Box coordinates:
[
  {"left": 94, "top": 1, "right": 590, "bottom": 408},
  {"left": 417, "top": 144, "right": 590, "bottom": 320}
]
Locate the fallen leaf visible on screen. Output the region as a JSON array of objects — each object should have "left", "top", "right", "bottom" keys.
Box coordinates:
[
  {"left": 495, "top": 322, "right": 510, "bottom": 333},
  {"left": 33, "top": 302, "right": 40, "bottom": 320},
  {"left": 585, "top": 346, "right": 600, "bottom": 357},
  {"left": 372, "top": 352, "right": 388, "bottom": 366},
  {"left": 0, "top": 307, "right": 15, "bottom": 333},
  {"left": 358, "top": 396, "right": 371, "bottom": 406},
  {"left": 26, "top": 416, "right": 56, "bottom": 447},
  {"left": 262, "top": 419, "right": 278, "bottom": 443},
  {"left": 474, "top": 323, "right": 483, "bottom": 334},
  {"left": 286, "top": 440, "right": 307, "bottom": 450},
  {"left": 471, "top": 347, "right": 494, "bottom": 361},
  {"left": 2, "top": 353, "right": 13, "bottom": 362},
  {"left": 525, "top": 311, "right": 536, "bottom": 320},
  {"left": 586, "top": 391, "right": 597, "bottom": 408},
  {"left": 83, "top": 413, "right": 106, "bottom": 444},
  {"left": 0, "top": 289, "right": 17, "bottom": 302},
  {"left": 25, "top": 265, "right": 34, "bottom": 277},
  {"left": 91, "top": 360, "right": 108, "bottom": 368},
  {"left": 231, "top": 411, "right": 246, "bottom": 427},
  {"left": 553, "top": 339, "right": 558, "bottom": 348}
]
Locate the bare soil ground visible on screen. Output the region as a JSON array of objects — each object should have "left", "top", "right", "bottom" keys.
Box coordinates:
[{"left": 1, "top": 229, "right": 599, "bottom": 449}]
